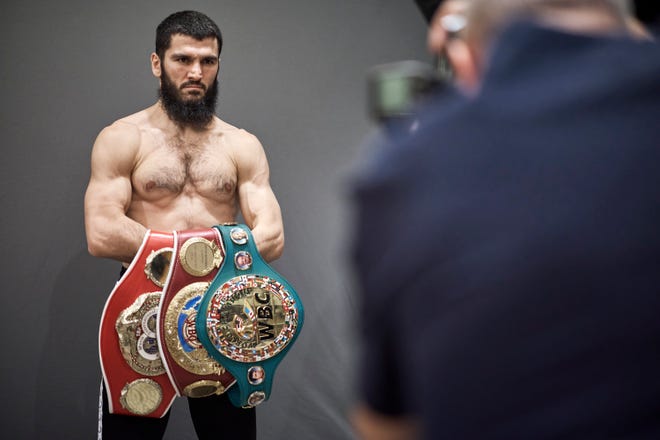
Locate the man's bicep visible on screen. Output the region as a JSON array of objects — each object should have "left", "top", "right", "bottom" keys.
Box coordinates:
[
  {"left": 85, "top": 173, "right": 133, "bottom": 220},
  {"left": 85, "top": 125, "right": 137, "bottom": 219},
  {"left": 234, "top": 134, "right": 284, "bottom": 260},
  {"left": 83, "top": 123, "right": 146, "bottom": 261},
  {"left": 238, "top": 181, "right": 281, "bottom": 225},
  {"left": 235, "top": 132, "right": 271, "bottom": 186},
  {"left": 89, "top": 124, "right": 138, "bottom": 180},
  {"left": 237, "top": 180, "right": 284, "bottom": 261}
]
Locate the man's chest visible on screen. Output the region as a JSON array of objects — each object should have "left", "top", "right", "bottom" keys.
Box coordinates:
[{"left": 132, "top": 137, "right": 237, "bottom": 199}]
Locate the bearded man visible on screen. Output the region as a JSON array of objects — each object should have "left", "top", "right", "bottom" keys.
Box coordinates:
[{"left": 84, "top": 10, "right": 283, "bottom": 440}]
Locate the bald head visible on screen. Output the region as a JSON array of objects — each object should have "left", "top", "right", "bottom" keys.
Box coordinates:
[
  {"left": 432, "top": 0, "right": 642, "bottom": 93},
  {"left": 464, "top": 0, "right": 634, "bottom": 51}
]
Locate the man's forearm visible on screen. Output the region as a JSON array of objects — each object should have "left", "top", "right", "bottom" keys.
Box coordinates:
[
  {"left": 250, "top": 224, "right": 284, "bottom": 262},
  {"left": 85, "top": 215, "right": 148, "bottom": 264}
]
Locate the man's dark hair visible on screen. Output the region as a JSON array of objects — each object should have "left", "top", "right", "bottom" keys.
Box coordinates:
[{"left": 155, "top": 10, "right": 223, "bottom": 59}]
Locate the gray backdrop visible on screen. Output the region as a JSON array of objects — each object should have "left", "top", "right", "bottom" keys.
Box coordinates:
[{"left": 0, "top": 1, "right": 430, "bottom": 438}]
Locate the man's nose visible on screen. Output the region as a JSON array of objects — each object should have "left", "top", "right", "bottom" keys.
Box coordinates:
[{"left": 188, "top": 62, "right": 203, "bottom": 80}]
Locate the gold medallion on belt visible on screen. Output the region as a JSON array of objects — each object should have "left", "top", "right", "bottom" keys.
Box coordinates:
[
  {"left": 179, "top": 237, "right": 223, "bottom": 277},
  {"left": 120, "top": 378, "right": 163, "bottom": 416}
]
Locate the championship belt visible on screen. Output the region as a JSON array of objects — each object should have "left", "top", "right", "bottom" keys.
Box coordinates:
[
  {"left": 157, "top": 228, "right": 236, "bottom": 398},
  {"left": 98, "top": 231, "right": 177, "bottom": 418},
  {"left": 196, "top": 224, "right": 304, "bottom": 408}
]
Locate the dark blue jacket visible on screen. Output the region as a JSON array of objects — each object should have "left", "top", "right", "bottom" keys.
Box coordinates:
[{"left": 353, "top": 22, "right": 660, "bottom": 439}]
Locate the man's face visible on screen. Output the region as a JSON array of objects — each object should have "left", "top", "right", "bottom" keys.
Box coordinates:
[
  {"left": 157, "top": 34, "right": 220, "bottom": 127},
  {"left": 161, "top": 34, "right": 219, "bottom": 100}
]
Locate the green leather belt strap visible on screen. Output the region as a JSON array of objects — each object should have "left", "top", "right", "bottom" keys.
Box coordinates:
[{"left": 196, "top": 223, "right": 304, "bottom": 408}]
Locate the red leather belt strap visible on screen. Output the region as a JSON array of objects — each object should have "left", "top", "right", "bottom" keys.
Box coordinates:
[{"left": 98, "top": 230, "right": 177, "bottom": 418}]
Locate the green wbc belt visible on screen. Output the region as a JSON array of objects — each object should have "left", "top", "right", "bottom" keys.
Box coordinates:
[{"left": 196, "top": 224, "right": 304, "bottom": 408}]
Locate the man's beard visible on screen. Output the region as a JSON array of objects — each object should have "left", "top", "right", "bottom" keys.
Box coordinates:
[{"left": 159, "top": 68, "right": 218, "bottom": 128}]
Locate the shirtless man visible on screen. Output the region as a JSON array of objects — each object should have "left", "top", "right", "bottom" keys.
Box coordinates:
[{"left": 84, "top": 10, "right": 281, "bottom": 440}]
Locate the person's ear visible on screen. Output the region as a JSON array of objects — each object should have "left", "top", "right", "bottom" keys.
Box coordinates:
[
  {"left": 150, "top": 53, "right": 162, "bottom": 79},
  {"left": 446, "top": 39, "right": 481, "bottom": 94},
  {"left": 428, "top": 16, "right": 448, "bottom": 55}
]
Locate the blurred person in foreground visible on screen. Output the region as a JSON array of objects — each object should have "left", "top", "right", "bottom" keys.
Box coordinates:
[{"left": 351, "top": 0, "right": 660, "bottom": 438}]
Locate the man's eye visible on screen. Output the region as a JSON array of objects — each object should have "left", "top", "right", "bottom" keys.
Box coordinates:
[{"left": 203, "top": 59, "right": 217, "bottom": 65}]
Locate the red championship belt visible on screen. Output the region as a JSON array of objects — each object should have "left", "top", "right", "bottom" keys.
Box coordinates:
[
  {"left": 98, "top": 230, "right": 177, "bottom": 418},
  {"left": 157, "top": 229, "right": 236, "bottom": 398}
]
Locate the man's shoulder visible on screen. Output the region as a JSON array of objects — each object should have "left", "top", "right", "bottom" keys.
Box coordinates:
[
  {"left": 484, "top": 23, "right": 660, "bottom": 93},
  {"left": 93, "top": 110, "right": 152, "bottom": 154},
  {"left": 113, "top": 106, "right": 159, "bottom": 132},
  {"left": 213, "top": 118, "right": 261, "bottom": 148},
  {"left": 214, "top": 117, "right": 248, "bottom": 135},
  {"left": 100, "top": 107, "right": 152, "bottom": 136},
  {"left": 96, "top": 119, "right": 141, "bottom": 148}
]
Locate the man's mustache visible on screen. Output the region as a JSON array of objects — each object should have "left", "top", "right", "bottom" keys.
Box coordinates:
[{"left": 180, "top": 81, "right": 206, "bottom": 90}]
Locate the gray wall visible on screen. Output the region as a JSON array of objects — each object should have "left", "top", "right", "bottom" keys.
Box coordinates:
[{"left": 0, "top": 1, "right": 429, "bottom": 438}]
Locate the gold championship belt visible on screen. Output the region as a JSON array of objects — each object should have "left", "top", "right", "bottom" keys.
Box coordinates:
[
  {"left": 157, "top": 229, "right": 236, "bottom": 397},
  {"left": 98, "top": 231, "right": 177, "bottom": 418}
]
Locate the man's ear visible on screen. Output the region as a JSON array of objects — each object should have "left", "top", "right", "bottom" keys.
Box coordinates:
[
  {"left": 150, "top": 53, "right": 162, "bottom": 78},
  {"left": 446, "top": 39, "right": 481, "bottom": 94},
  {"left": 428, "top": 14, "right": 449, "bottom": 55}
]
